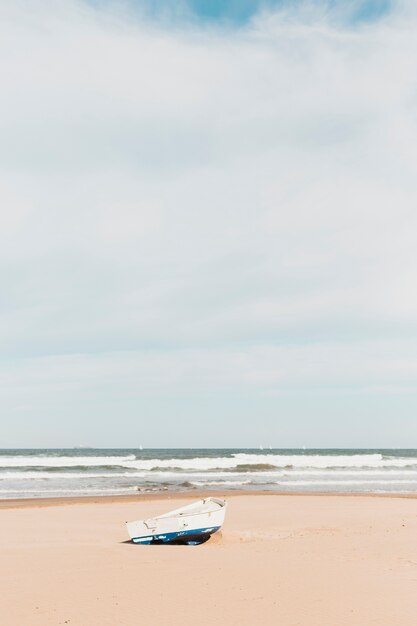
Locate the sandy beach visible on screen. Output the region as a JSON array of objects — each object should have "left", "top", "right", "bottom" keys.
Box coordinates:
[{"left": 1, "top": 493, "right": 416, "bottom": 626}]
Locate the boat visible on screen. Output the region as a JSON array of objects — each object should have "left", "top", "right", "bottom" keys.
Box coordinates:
[{"left": 126, "top": 497, "right": 227, "bottom": 545}]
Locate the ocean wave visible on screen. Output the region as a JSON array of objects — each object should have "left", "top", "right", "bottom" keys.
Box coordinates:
[
  {"left": 116, "top": 453, "right": 417, "bottom": 471},
  {"left": 0, "top": 486, "right": 137, "bottom": 494},
  {"left": 1, "top": 452, "right": 417, "bottom": 472},
  {"left": 190, "top": 480, "right": 253, "bottom": 486},
  {"left": 1, "top": 466, "right": 416, "bottom": 482},
  {"left": 0, "top": 455, "right": 136, "bottom": 468},
  {"left": 284, "top": 469, "right": 417, "bottom": 477},
  {"left": 276, "top": 479, "right": 417, "bottom": 486},
  {"left": 0, "top": 470, "right": 148, "bottom": 480},
  {"left": 233, "top": 463, "right": 278, "bottom": 471}
]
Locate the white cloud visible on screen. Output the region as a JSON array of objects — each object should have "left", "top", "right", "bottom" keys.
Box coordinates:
[{"left": 1, "top": 0, "right": 417, "bottom": 443}]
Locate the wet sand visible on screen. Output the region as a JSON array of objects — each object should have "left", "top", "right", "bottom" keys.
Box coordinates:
[{"left": 1, "top": 493, "right": 416, "bottom": 625}]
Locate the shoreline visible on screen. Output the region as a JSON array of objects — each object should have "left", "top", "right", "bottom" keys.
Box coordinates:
[{"left": 1, "top": 489, "right": 417, "bottom": 509}]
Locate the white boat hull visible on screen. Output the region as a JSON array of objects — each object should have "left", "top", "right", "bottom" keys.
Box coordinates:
[{"left": 126, "top": 497, "right": 226, "bottom": 545}]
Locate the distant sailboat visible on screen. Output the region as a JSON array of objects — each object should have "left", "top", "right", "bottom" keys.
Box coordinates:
[
  {"left": 139, "top": 444, "right": 143, "bottom": 451},
  {"left": 259, "top": 444, "right": 264, "bottom": 451}
]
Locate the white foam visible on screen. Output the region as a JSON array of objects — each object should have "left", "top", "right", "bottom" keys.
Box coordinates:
[
  {"left": 276, "top": 479, "right": 417, "bottom": 486},
  {"left": 283, "top": 469, "right": 417, "bottom": 477},
  {"left": 1, "top": 469, "right": 412, "bottom": 482},
  {"left": 190, "top": 480, "right": 253, "bottom": 486},
  {"left": 0, "top": 471, "right": 148, "bottom": 480},
  {"left": 121, "top": 453, "right": 417, "bottom": 471}
]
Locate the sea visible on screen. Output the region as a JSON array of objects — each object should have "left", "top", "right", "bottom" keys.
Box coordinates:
[{"left": 1, "top": 448, "right": 417, "bottom": 499}]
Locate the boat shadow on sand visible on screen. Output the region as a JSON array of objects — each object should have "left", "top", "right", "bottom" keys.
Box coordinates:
[{"left": 119, "top": 532, "right": 222, "bottom": 547}]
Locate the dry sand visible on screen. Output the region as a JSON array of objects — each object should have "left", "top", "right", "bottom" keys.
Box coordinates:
[{"left": 1, "top": 493, "right": 416, "bottom": 625}]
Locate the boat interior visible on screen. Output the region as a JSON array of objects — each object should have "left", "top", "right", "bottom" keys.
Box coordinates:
[{"left": 157, "top": 497, "right": 226, "bottom": 519}]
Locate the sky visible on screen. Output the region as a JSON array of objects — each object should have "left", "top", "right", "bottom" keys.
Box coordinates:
[{"left": 0, "top": 0, "right": 417, "bottom": 448}]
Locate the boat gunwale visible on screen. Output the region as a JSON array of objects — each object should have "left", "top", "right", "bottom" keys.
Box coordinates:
[
  {"left": 127, "top": 497, "right": 226, "bottom": 527},
  {"left": 147, "top": 497, "right": 226, "bottom": 521}
]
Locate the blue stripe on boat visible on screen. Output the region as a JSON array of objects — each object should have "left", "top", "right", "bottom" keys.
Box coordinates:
[{"left": 131, "top": 526, "right": 221, "bottom": 545}]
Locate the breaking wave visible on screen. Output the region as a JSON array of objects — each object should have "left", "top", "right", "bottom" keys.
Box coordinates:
[
  {"left": 0, "top": 455, "right": 136, "bottom": 468},
  {"left": 1, "top": 453, "right": 417, "bottom": 472}
]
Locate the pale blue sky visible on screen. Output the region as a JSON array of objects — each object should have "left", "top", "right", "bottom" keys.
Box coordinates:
[
  {"left": 0, "top": 0, "right": 416, "bottom": 447},
  {"left": 88, "top": 0, "right": 392, "bottom": 26}
]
